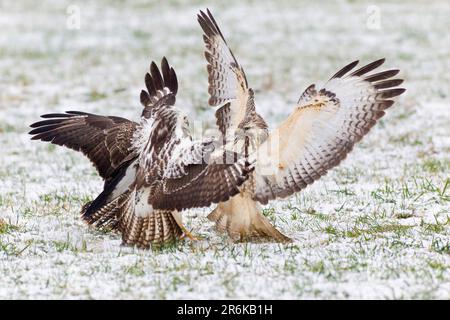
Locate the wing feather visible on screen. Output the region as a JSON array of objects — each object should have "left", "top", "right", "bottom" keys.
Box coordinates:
[
  {"left": 252, "top": 59, "right": 405, "bottom": 204},
  {"left": 149, "top": 137, "right": 253, "bottom": 211},
  {"left": 151, "top": 158, "right": 253, "bottom": 211},
  {"left": 140, "top": 57, "right": 178, "bottom": 118},
  {"left": 29, "top": 112, "right": 138, "bottom": 180},
  {"left": 198, "top": 9, "right": 250, "bottom": 135}
]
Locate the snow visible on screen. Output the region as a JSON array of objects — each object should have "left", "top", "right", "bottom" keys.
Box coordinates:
[{"left": 0, "top": 0, "right": 449, "bottom": 299}]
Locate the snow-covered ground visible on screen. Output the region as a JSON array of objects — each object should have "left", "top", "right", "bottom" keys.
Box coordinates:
[{"left": 0, "top": 0, "right": 449, "bottom": 299}]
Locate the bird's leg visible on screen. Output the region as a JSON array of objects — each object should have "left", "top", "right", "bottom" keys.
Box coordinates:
[
  {"left": 208, "top": 193, "right": 292, "bottom": 243},
  {"left": 170, "top": 211, "right": 201, "bottom": 241},
  {"left": 179, "top": 225, "right": 201, "bottom": 241}
]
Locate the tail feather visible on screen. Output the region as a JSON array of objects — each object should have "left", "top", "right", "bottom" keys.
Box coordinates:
[
  {"left": 81, "top": 159, "right": 133, "bottom": 222},
  {"left": 81, "top": 198, "right": 122, "bottom": 231},
  {"left": 122, "top": 210, "right": 183, "bottom": 248},
  {"left": 82, "top": 190, "right": 183, "bottom": 248},
  {"left": 119, "top": 190, "right": 183, "bottom": 248}
]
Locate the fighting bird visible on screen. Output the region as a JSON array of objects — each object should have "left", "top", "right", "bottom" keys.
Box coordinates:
[
  {"left": 197, "top": 9, "right": 405, "bottom": 242},
  {"left": 30, "top": 9, "right": 405, "bottom": 247},
  {"left": 29, "top": 57, "right": 254, "bottom": 248}
]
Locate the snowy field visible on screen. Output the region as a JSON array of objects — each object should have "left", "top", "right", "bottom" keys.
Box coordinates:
[{"left": 0, "top": 0, "right": 449, "bottom": 299}]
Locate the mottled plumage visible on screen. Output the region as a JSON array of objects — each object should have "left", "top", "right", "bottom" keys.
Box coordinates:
[
  {"left": 198, "top": 9, "right": 405, "bottom": 242},
  {"left": 30, "top": 57, "right": 253, "bottom": 249}
]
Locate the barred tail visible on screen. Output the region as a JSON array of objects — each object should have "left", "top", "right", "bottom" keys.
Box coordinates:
[
  {"left": 82, "top": 190, "right": 183, "bottom": 248},
  {"left": 119, "top": 190, "right": 183, "bottom": 248},
  {"left": 81, "top": 199, "right": 121, "bottom": 231}
]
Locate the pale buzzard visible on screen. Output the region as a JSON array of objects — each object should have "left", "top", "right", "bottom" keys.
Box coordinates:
[{"left": 198, "top": 9, "right": 405, "bottom": 242}]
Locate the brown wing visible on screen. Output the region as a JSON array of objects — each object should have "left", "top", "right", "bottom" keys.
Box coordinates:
[
  {"left": 151, "top": 156, "right": 254, "bottom": 211},
  {"left": 198, "top": 9, "right": 250, "bottom": 136},
  {"left": 252, "top": 58, "right": 405, "bottom": 204},
  {"left": 29, "top": 111, "right": 138, "bottom": 180},
  {"left": 139, "top": 57, "right": 178, "bottom": 118},
  {"left": 29, "top": 58, "right": 178, "bottom": 181}
]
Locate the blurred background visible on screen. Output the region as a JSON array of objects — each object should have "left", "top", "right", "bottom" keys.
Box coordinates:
[{"left": 1, "top": 0, "right": 448, "bottom": 124}]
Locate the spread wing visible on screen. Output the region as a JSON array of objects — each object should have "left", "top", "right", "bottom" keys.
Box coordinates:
[
  {"left": 28, "top": 56, "right": 178, "bottom": 181},
  {"left": 139, "top": 56, "right": 178, "bottom": 118},
  {"left": 163, "top": 138, "right": 216, "bottom": 179},
  {"left": 251, "top": 58, "right": 405, "bottom": 204},
  {"left": 152, "top": 155, "right": 253, "bottom": 211},
  {"left": 198, "top": 9, "right": 250, "bottom": 136},
  {"left": 147, "top": 137, "right": 253, "bottom": 211},
  {"left": 29, "top": 112, "right": 138, "bottom": 181}
]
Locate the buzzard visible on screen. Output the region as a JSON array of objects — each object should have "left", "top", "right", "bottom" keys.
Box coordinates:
[
  {"left": 30, "top": 9, "right": 405, "bottom": 247},
  {"left": 29, "top": 58, "right": 254, "bottom": 248},
  {"left": 197, "top": 9, "right": 405, "bottom": 242}
]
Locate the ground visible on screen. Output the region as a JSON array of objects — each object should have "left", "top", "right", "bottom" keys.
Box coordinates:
[{"left": 0, "top": 0, "right": 449, "bottom": 299}]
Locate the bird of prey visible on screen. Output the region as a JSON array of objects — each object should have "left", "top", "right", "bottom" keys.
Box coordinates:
[
  {"left": 197, "top": 9, "right": 405, "bottom": 242},
  {"left": 29, "top": 58, "right": 254, "bottom": 248}
]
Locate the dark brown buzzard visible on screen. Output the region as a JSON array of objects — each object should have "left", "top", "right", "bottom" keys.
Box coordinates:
[{"left": 30, "top": 57, "right": 253, "bottom": 248}]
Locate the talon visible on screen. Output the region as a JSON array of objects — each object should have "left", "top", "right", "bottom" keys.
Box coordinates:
[{"left": 180, "top": 225, "right": 201, "bottom": 241}]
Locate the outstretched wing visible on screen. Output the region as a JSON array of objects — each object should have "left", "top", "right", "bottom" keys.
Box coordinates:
[
  {"left": 163, "top": 138, "right": 216, "bottom": 179},
  {"left": 29, "top": 112, "right": 138, "bottom": 180},
  {"left": 198, "top": 9, "right": 250, "bottom": 135},
  {"left": 152, "top": 156, "right": 254, "bottom": 211},
  {"left": 139, "top": 56, "right": 178, "bottom": 118},
  {"left": 252, "top": 58, "right": 405, "bottom": 204},
  {"left": 144, "top": 137, "right": 252, "bottom": 211},
  {"left": 28, "top": 57, "right": 178, "bottom": 181}
]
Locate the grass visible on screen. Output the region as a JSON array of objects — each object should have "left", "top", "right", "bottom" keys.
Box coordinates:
[
  {"left": 0, "top": 219, "right": 20, "bottom": 235},
  {"left": 0, "top": 239, "right": 33, "bottom": 257},
  {"left": 422, "top": 158, "right": 449, "bottom": 174}
]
